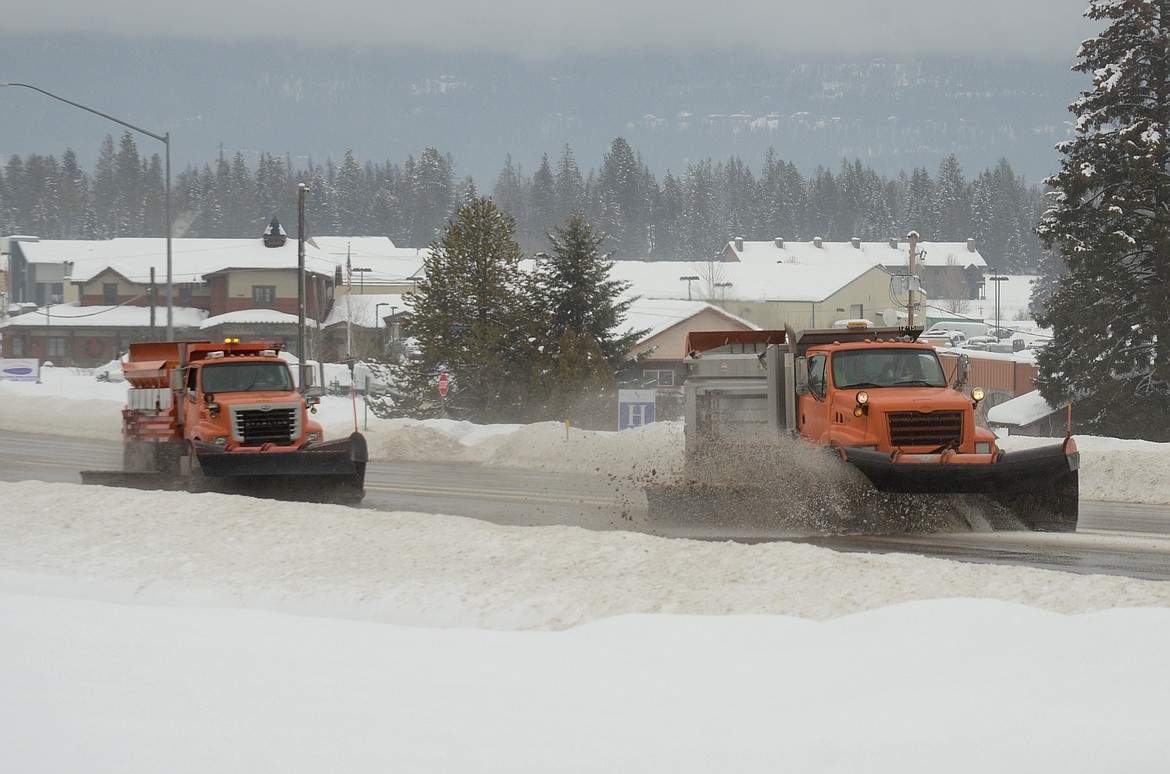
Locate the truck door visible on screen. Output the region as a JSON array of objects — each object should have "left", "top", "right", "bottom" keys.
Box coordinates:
[{"left": 800, "top": 352, "right": 832, "bottom": 442}]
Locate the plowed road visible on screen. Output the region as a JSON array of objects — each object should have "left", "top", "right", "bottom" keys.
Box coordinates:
[{"left": 3, "top": 431, "right": 1168, "bottom": 581}]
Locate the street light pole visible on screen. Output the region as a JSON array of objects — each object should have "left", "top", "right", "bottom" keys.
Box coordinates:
[
  {"left": 1, "top": 82, "right": 174, "bottom": 341},
  {"left": 989, "top": 272, "right": 1009, "bottom": 340}
]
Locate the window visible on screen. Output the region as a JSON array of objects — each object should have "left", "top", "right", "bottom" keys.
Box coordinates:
[
  {"left": 831, "top": 349, "right": 947, "bottom": 389},
  {"left": 807, "top": 354, "right": 827, "bottom": 398},
  {"left": 179, "top": 285, "right": 193, "bottom": 306},
  {"left": 46, "top": 337, "right": 68, "bottom": 358},
  {"left": 103, "top": 283, "right": 118, "bottom": 305},
  {"left": 252, "top": 285, "right": 276, "bottom": 305},
  {"left": 643, "top": 369, "right": 675, "bottom": 387},
  {"left": 201, "top": 362, "right": 293, "bottom": 393}
]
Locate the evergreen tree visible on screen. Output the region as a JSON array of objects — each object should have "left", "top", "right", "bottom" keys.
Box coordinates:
[
  {"left": 680, "top": 160, "right": 718, "bottom": 263},
  {"left": 530, "top": 214, "right": 649, "bottom": 424},
  {"left": 114, "top": 132, "right": 145, "bottom": 236},
  {"left": 1034, "top": 0, "right": 1170, "bottom": 440},
  {"left": 389, "top": 197, "right": 539, "bottom": 422},
  {"left": 553, "top": 144, "right": 585, "bottom": 223},
  {"left": 935, "top": 154, "right": 971, "bottom": 240},
  {"left": 492, "top": 154, "right": 531, "bottom": 241},
  {"left": 593, "top": 137, "right": 652, "bottom": 259},
  {"left": 535, "top": 213, "right": 646, "bottom": 370},
  {"left": 408, "top": 148, "right": 455, "bottom": 247},
  {"left": 902, "top": 166, "right": 936, "bottom": 237},
  {"left": 91, "top": 135, "right": 118, "bottom": 239},
  {"left": 333, "top": 149, "right": 370, "bottom": 234},
  {"left": 530, "top": 153, "right": 556, "bottom": 235},
  {"left": 806, "top": 166, "right": 840, "bottom": 238},
  {"left": 651, "top": 170, "right": 685, "bottom": 260}
]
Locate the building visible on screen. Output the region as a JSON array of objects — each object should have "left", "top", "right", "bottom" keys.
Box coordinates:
[
  {"left": 1, "top": 222, "right": 344, "bottom": 365},
  {"left": 608, "top": 259, "right": 903, "bottom": 332},
  {"left": 720, "top": 236, "right": 989, "bottom": 303},
  {"left": 623, "top": 298, "right": 758, "bottom": 390}
]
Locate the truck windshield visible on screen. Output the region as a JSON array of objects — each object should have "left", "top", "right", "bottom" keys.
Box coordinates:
[
  {"left": 201, "top": 362, "right": 294, "bottom": 394},
  {"left": 831, "top": 349, "right": 947, "bottom": 389}
]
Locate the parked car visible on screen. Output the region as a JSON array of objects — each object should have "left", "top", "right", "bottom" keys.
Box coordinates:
[{"left": 920, "top": 329, "right": 966, "bottom": 346}]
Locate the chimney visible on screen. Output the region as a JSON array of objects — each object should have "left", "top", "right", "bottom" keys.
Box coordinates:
[
  {"left": 262, "top": 216, "right": 287, "bottom": 248},
  {"left": 851, "top": 237, "right": 861, "bottom": 249},
  {"left": 735, "top": 236, "right": 744, "bottom": 251},
  {"left": 967, "top": 238, "right": 976, "bottom": 252},
  {"left": 889, "top": 237, "right": 899, "bottom": 249},
  {"left": 774, "top": 237, "right": 784, "bottom": 249},
  {"left": 813, "top": 236, "right": 823, "bottom": 248}
]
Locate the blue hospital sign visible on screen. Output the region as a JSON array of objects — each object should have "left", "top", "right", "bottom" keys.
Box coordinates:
[{"left": 618, "top": 389, "right": 657, "bottom": 430}]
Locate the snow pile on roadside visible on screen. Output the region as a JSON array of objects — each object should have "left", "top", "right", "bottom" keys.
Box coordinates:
[
  {"left": 360, "top": 417, "right": 684, "bottom": 477},
  {"left": 4, "top": 479, "right": 1170, "bottom": 630}
]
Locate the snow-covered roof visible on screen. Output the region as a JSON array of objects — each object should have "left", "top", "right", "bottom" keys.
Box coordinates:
[
  {"left": 621, "top": 298, "right": 758, "bottom": 342},
  {"left": 0, "top": 303, "right": 207, "bottom": 329},
  {"left": 726, "top": 238, "right": 988, "bottom": 269},
  {"left": 608, "top": 260, "right": 881, "bottom": 303},
  {"left": 309, "top": 237, "right": 429, "bottom": 286},
  {"left": 200, "top": 309, "right": 316, "bottom": 329},
  {"left": 18, "top": 238, "right": 340, "bottom": 285},
  {"left": 986, "top": 390, "right": 1063, "bottom": 427},
  {"left": 309, "top": 236, "right": 396, "bottom": 253},
  {"left": 321, "top": 293, "right": 410, "bottom": 328}
]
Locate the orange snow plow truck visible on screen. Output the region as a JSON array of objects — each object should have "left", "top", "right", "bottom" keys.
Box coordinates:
[
  {"left": 644, "top": 324, "right": 1079, "bottom": 533},
  {"left": 81, "top": 340, "right": 367, "bottom": 503}
]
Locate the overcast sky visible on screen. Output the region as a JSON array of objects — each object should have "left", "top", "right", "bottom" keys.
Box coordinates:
[{"left": 5, "top": 0, "right": 1101, "bottom": 61}]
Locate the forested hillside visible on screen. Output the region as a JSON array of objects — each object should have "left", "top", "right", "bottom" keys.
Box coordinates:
[{"left": 0, "top": 135, "right": 1047, "bottom": 271}]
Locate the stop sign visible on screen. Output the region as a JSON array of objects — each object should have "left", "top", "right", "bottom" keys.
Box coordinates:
[{"left": 437, "top": 373, "right": 450, "bottom": 397}]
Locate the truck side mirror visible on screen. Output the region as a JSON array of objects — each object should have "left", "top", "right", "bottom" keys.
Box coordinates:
[
  {"left": 298, "top": 363, "right": 315, "bottom": 391},
  {"left": 794, "top": 356, "right": 810, "bottom": 395},
  {"left": 953, "top": 353, "right": 970, "bottom": 390}
]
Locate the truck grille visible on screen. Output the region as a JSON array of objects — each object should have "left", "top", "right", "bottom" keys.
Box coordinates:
[
  {"left": 887, "top": 410, "right": 962, "bottom": 448},
  {"left": 233, "top": 406, "right": 298, "bottom": 445}
]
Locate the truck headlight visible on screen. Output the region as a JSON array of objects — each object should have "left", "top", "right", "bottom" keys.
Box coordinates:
[
  {"left": 306, "top": 432, "right": 321, "bottom": 442},
  {"left": 975, "top": 442, "right": 992, "bottom": 454},
  {"left": 971, "top": 387, "right": 985, "bottom": 404},
  {"left": 212, "top": 436, "right": 228, "bottom": 445}
]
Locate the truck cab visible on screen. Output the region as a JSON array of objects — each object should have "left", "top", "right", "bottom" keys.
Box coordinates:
[
  {"left": 798, "top": 339, "right": 998, "bottom": 460},
  {"left": 179, "top": 348, "right": 324, "bottom": 451}
]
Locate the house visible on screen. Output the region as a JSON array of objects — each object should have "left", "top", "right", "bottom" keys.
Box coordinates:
[
  {"left": 720, "top": 236, "right": 989, "bottom": 302},
  {"left": 198, "top": 309, "right": 316, "bottom": 354},
  {"left": 608, "top": 259, "right": 902, "bottom": 332},
  {"left": 0, "top": 303, "right": 207, "bottom": 365},
  {"left": 1, "top": 221, "right": 343, "bottom": 365},
  {"left": 622, "top": 298, "right": 758, "bottom": 390}
]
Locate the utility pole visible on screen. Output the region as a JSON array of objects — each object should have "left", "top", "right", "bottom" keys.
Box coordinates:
[
  {"left": 297, "top": 183, "right": 308, "bottom": 391},
  {"left": 907, "top": 231, "right": 919, "bottom": 328}
]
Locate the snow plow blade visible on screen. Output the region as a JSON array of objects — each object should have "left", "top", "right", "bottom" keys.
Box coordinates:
[
  {"left": 840, "top": 437, "right": 1079, "bottom": 532},
  {"left": 190, "top": 432, "right": 368, "bottom": 504},
  {"left": 83, "top": 433, "right": 368, "bottom": 505}
]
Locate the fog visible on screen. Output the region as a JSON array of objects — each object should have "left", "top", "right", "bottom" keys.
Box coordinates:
[{"left": 3, "top": 0, "right": 1101, "bottom": 61}]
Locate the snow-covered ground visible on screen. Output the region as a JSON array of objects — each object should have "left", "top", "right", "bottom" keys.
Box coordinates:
[{"left": 2, "top": 367, "right": 1169, "bottom": 773}]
